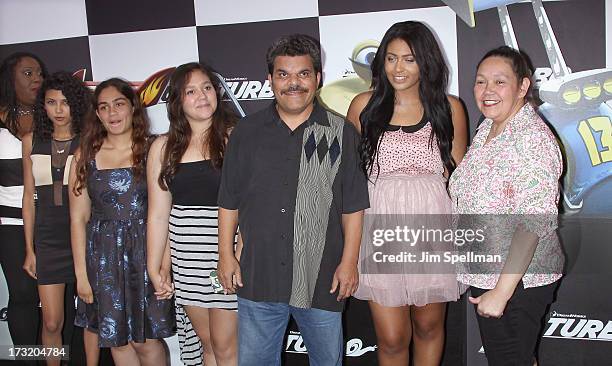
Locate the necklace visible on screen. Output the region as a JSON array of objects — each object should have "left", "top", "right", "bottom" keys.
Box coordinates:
[
  {"left": 52, "top": 139, "right": 71, "bottom": 154},
  {"left": 16, "top": 106, "right": 33, "bottom": 117}
]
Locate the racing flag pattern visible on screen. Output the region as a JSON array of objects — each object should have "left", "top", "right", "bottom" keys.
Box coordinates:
[{"left": 0, "top": 0, "right": 610, "bottom": 365}]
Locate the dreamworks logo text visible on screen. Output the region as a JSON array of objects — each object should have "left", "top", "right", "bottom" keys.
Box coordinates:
[{"left": 543, "top": 312, "right": 612, "bottom": 341}]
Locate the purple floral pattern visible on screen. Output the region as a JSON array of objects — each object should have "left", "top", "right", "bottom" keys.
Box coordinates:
[{"left": 74, "top": 160, "right": 175, "bottom": 347}]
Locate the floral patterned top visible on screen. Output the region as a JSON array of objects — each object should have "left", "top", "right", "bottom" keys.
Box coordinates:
[
  {"left": 448, "top": 103, "right": 564, "bottom": 289},
  {"left": 376, "top": 122, "right": 444, "bottom": 176}
]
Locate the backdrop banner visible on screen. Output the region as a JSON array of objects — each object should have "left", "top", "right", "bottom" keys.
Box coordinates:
[{"left": 1, "top": 0, "right": 610, "bottom": 365}]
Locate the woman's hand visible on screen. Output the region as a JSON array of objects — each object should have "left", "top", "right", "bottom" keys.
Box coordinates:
[
  {"left": 151, "top": 267, "right": 174, "bottom": 300},
  {"left": 469, "top": 288, "right": 512, "bottom": 318},
  {"left": 77, "top": 278, "right": 94, "bottom": 304},
  {"left": 22, "top": 251, "right": 37, "bottom": 279}
]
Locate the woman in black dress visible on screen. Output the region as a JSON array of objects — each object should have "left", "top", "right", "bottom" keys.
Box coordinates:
[
  {"left": 0, "top": 52, "right": 46, "bottom": 354},
  {"left": 22, "top": 71, "right": 90, "bottom": 365}
]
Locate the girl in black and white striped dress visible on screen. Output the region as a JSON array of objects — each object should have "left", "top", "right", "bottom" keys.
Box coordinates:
[
  {"left": 147, "top": 62, "right": 238, "bottom": 366},
  {"left": 167, "top": 166, "right": 238, "bottom": 309}
]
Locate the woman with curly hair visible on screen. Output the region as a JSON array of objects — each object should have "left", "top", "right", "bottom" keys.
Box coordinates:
[
  {"left": 22, "top": 71, "right": 91, "bottom": 365},
  {"left": 0, "top": 51, "right": 47, "bottom": 352},
  {"left": 147, "top": 62, "right": 238, "bottom": 366},
  {"left": 69, "top": 78, "right": 175, "bottom": 366}
]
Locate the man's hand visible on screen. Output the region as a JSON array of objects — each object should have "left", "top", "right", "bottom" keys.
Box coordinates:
[
  {"left": 469, "top": 288, "right": 512, "bottom": 318},
  {"left": 330, "top": 260, "right": 359, "bottom": 301},
  {"left": 217, "top": 255, "right": 243, "bottom": 294}
]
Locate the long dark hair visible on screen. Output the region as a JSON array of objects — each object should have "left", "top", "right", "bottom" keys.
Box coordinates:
[
  {"left": 360, "top": 21, "right": 455, "bottom": 179},
  {"left": 33, "top": 71, "right": 91, "bottom": 140},
  {"left": 74, "top": 78, "right": 150, "bottom": 195},
  {"left": 158, "top": 62, "right": 236, "bottom": 190},
  {"left": 0, "top": 52, "right": 48, "bottom": 135}
]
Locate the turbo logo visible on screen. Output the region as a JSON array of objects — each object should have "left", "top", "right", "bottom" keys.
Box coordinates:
[
  {"left": 0, "top": 307, "right": 7, "bottom": 322},
  {"left": 73, "top": 68, "right": 174, "bottom": 108},
  {"left": 221, "top": 77, "right": 274, "bottom": 101},
  {"left": 139, "top": 68, "right": 173, "bottom": 107},
  {"left": 285, "top": 331, "right": 377, "bottom": 357},
  {"left": 73, "top": 68, "right": 246, "bottom": 118},
  {"left": 532, "top": 67, "right": 565, "bottom": 90},
  {"left": 543, "top": 311, "right": 612, "bottom": 341}
]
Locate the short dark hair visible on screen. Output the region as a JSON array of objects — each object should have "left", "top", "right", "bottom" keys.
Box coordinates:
[
  {"left": 266, "top": 34, "right": 322, "bottom": 75},
  {"left": 477, "top": 46, "right": 534, "bottom": 99}
]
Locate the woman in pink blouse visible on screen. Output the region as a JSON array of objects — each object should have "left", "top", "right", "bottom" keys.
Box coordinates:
[
  {"left": 449, "top": 46, "right": 564, "bottom": 365},
  {"left": 348, "top": 21, "right": 467, "bottom": 366}
]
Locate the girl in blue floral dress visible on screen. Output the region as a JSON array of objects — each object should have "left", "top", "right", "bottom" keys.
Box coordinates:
[{"left": 69, "top": 78, "right": 174, "bottom": 366}]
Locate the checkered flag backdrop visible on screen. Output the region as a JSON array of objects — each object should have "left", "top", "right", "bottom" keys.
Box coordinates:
[{"left": 1, "top": 0, "right": 611, "bottom": 365}]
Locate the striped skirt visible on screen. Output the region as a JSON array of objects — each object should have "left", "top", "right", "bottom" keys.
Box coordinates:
[{"left": 169, "top": 204, "right": 237, "bottom": 365}]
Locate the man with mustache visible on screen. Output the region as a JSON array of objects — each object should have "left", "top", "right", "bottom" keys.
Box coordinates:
[{"left": 217, "top": 34, "right": 369, "bottom": 365}]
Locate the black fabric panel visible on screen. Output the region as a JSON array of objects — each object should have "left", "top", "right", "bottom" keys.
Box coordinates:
[
  {"left": 0, "top": 205, "right": 22, "bottom": 219},
  {"left": 318, "top": 0, "right": 444, "bottom": 16},
  {"left": 85, "top": 0, "right": 196, "bottom": 35},
  {"left": 0, "top": 36, "right": 93, "bottom": 81},
  {"left": 0, "top": 159, "right": 22, "bottom": 187}
]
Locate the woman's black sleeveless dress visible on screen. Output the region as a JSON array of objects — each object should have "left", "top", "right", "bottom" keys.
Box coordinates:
[{"left": 30, "top": 136, "right": 78, "bottom": 284}]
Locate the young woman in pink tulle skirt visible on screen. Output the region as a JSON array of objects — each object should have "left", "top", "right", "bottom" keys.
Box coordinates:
[{"left": 347, "top": 21, "right": 467, "bottom": 365}]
